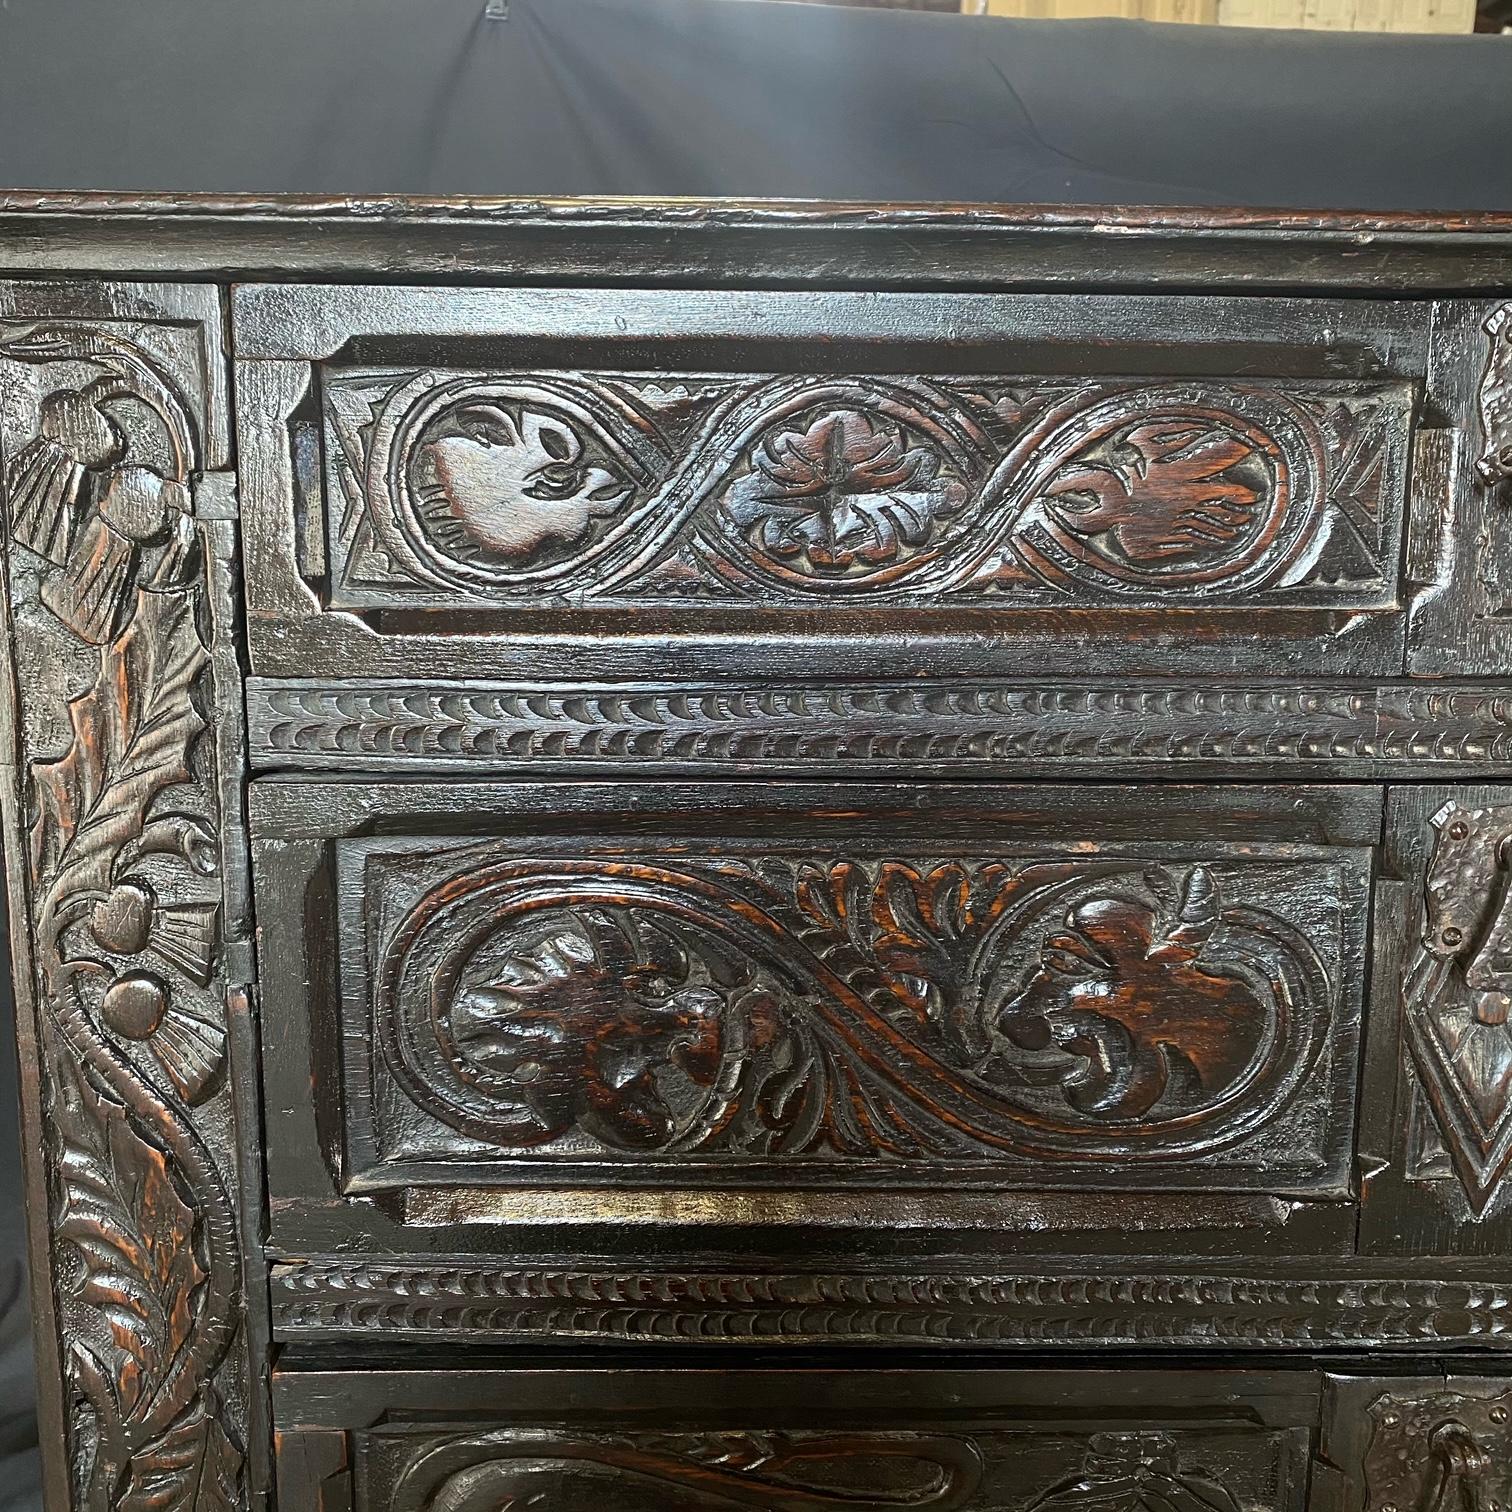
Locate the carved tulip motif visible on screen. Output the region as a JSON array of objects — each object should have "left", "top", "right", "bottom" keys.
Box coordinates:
[{"left": 1043, "top": 419, "right": 1266, "bottom": 569}]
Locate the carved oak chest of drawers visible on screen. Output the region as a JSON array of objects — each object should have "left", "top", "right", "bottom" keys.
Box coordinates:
[{"left": 4, "top": 194, "right": 1512, "bottom": 1512}]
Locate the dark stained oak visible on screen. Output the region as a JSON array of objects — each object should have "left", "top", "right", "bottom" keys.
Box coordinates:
[{"left": 1, "top": 204, "right": 1512, "bottom": 1512}]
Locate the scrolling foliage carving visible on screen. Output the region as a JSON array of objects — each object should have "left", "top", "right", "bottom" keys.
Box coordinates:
[
  {"left": 1407, "top": 801, "right": 1512, "bottom": 1216},
  {"left": 366, "top": 845, "right": 1346, "bottom": 1173},
  {"left": 324, "top": 370, "right": 1406, "bottom": 606},
  {"left": 387, "top": 1426, "right": 1251, "bottom": 1512},
  {"left": 393, "top": 1429, "right": 984, "bottom": 1512},
  {"left": 0, "top": 320, "right": 244, "bottom": 1512}
]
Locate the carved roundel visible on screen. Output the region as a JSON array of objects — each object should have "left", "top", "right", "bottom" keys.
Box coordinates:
[
  {"left": 368, "top": 373, "right": 667, "bottom": 591},
  {"left": 1001, "top": 386, "right": 1331, "bottom": 596},
  {"left": 711, "top": 388, "right": 989, "bottom": 591}
]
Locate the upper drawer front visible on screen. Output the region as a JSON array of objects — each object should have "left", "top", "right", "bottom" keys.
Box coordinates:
[{"left": 235, "top": 286, "right": 1427, "bottom": 679}]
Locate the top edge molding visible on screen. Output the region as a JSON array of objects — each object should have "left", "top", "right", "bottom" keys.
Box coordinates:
[{"left": 1, "top": 193, "right": 1511, "bottom": 289}]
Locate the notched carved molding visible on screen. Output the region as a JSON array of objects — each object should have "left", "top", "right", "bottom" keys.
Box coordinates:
[
  {"left": 1365, "top": 1386, "right": 1512, "bottom": 1512},
  {"left": 269, "top": 1262, "right": 1512, "bottom": 1348},
  {"left": 1407, "top": 801, "right": 1512, "bottom": 1216},
  {"left": 1477, "top": 302, "right": 1512, "bottom": 487},
  {"left": 0, "top": 312, "right": 245, "bottom": 1512},
  {"left": 248, "top": 680, "right": 1512, "bottom": 774}
]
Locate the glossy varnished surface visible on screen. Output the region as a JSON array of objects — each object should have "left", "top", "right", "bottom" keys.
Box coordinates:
[{"left": 1, "top": 204, "right": 1511, "bottom": 1512}]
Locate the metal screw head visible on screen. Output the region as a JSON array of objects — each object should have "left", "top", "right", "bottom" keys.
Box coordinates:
[{"left": 1442, "top": 926, "right": 1465, "bottom": 948}]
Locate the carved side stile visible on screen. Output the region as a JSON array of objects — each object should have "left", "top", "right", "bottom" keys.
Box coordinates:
[{"left": 0, "top": 287, "right": 251, "bottom": 1512}]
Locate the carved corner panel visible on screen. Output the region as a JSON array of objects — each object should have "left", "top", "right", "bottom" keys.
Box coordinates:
[
  {"left": 1358, "top": 786, "right": 1512, "bottom": 1256},
  {"left": 0, "top": 285, "right": 253, "bottom": 1512},
  {"left": 272, "top": 1369, "right": 1313, "bottom": 1512},
  {"left": 323, "top": 367, "right": 1409, "bottom": 611}
]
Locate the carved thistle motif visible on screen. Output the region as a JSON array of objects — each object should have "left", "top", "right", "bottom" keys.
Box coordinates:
[
  {"left": 366, "top": 846, "right": 1345, "bottom": 1171},
  {"left": 325, "top": 371, "right": 1406, "bottom": 606},
  {"left": 1365, "top": 1386, "right": 1512, "bottom": 1512},
  {"left": 0, "top": 318, "right": 244, "bottom": 1512},
  {"left": 1478, "top": 302, "right": 1512, "bottom": 487},
  {"left": 1408, "top": 801, "right": 1512, "bottom": 1216}
]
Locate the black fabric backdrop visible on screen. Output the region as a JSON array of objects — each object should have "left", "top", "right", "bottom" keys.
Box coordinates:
[{"left": 0, "top": 0, "right": 1508, "bottom": 208}]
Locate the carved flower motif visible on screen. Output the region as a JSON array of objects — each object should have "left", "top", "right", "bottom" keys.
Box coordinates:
[
  {"left": 1043, "top": 418, "right": 1265, "bottom": 568},
  {"left": 722, "top": 408, "right": 968, "bottom": 575},
  {"left": 411, "top": 402, "right": 632, "bottom": 567},
  {"left": 1026, "top": 1433, "right": 1240, "bottom": 1512},
  {"left": 447, "top": 908, "right": 736, "bottom": 1150}
]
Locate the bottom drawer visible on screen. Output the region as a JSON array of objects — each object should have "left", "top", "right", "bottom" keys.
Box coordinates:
[
  {"left": 275, "top": 1368, "right": 1319, "bottom": 1512},
  {"left": 272, "top": 1367, "right": 1512, "bottom": 1512}
]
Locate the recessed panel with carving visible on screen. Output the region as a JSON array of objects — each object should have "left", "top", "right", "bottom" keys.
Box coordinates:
[
  {"left": 249, "top": 781, "right": 1371, "bottom": 1260},
  {"left": 235, "top": 286, "right": 1427, "bottom": 679},
  {"left": 347, "top": 834, "right": 1361, "bottom": 1192},
  {"left": 273, "top": 1367, "right": 1316, "bottom": 1512},
  {"left": 324, "top": 368, "right": 1408, "bottom": 611}
]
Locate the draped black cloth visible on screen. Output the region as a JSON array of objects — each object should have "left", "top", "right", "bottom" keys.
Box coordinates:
[{"left": 0, "top": 0, "right": 1508, "bottom": 208}]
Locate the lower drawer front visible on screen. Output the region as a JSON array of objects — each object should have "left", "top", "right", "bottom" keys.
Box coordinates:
[
  {"left": 273, "top": 1368, "right": 1318, "bottom": 1512},
  {"left": 271, "top": 1368, "right": 1512, "bottom": 1512}
]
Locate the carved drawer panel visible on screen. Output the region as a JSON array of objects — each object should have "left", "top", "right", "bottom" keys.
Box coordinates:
[
  {"left": 273, "top": 1367, "right": 1318, "bottom": 1512},
  {"left": 235, "top": 285, "right": 1431, "bottom": 680},
  {"left": 250, "top": 780, "right": 1373, "bottom": 1262}
]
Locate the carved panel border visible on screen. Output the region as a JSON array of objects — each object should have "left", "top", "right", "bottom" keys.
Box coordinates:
[
  {"left": 0, "top": 286, "right": 252, "bottom": 1512},
  {"left": 323, "top": 367, "right": 1408, "bottom": 610}
]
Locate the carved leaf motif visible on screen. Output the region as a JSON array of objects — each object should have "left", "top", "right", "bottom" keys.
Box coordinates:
[
  {"left": 32, "top": 581, "right": 208, "bottom": 937},
  {"left": 119, "top": 1394, "right": 243, "bottom": 1512},
  {"left": 52, "top": 1055, "right": 203, "bottom": 1423},
  {"left": 1045, "top": 421, "right": 1263, "bottom": 565}
]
